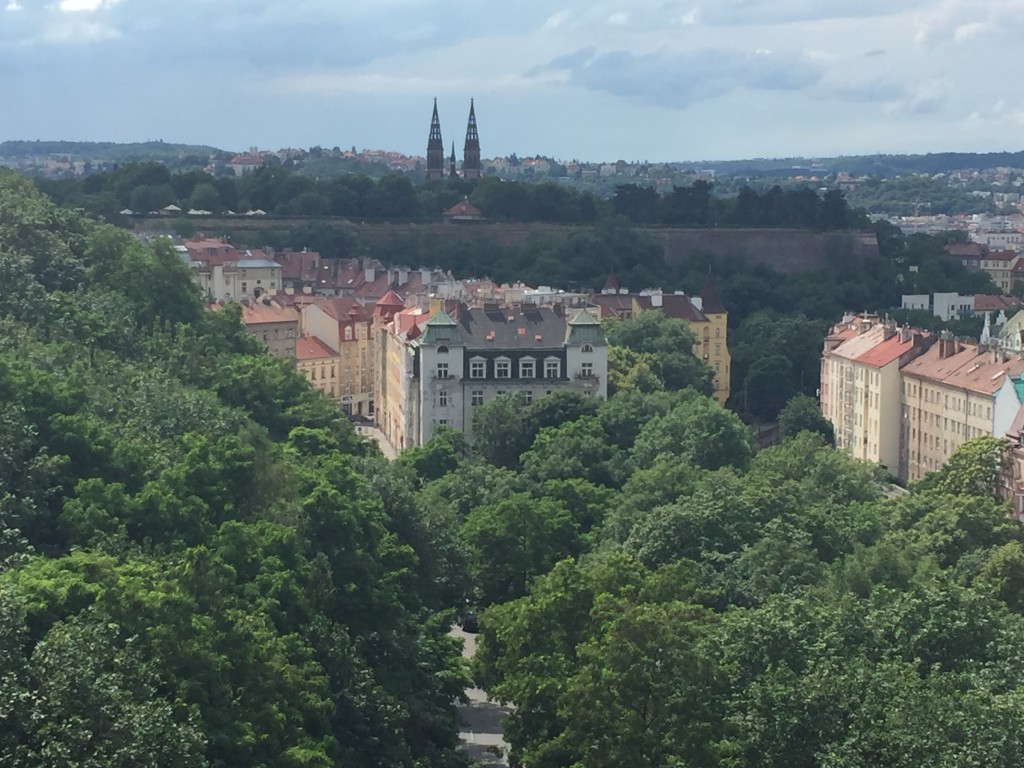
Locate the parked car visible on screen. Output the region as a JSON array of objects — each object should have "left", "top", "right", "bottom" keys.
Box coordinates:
[{"left": 458, "top": 608, "right": 478, "bottom": 634}]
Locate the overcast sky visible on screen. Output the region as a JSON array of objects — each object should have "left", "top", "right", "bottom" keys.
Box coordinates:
[{"left": 3, "top": 0, "right": 1023, "bottom": 162}]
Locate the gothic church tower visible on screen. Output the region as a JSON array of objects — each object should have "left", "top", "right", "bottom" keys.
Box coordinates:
[
  {"left": 462, "top": 99, "right": 481, "bottom": 179},
  {"left": 426, "top": 98, "right": 445, "bottom": 180}
]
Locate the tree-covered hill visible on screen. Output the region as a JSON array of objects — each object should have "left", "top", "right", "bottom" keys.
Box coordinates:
[
  {"left": 0, "top": 140, "right": 221, "bottom": 165},
  {"left": 0, "top": 168, "right": 470, "bottom": 767}
]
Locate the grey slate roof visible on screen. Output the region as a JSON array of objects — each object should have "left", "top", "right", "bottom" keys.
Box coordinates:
[{"left": 458, "top": 306, "right": 568, "bottom": 349}]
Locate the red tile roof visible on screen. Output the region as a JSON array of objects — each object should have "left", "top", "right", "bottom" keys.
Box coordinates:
[
  {"left": 986, "top": 249, "right": 1018, "bottom": 262},
  {"left": 853, "top": 332, "right": 920, "bottom": 368},
  {"left": 240, "top": 302, "right": 299, "bottom": 326},
  {"left": 946, "top": 242, "right": 987, "bottom": 257},
  {"left": 443, "top": 198, "right": 483, "bottom": 218},
  {"left": 295, "top": 335, "right": 337, "bottom": 361},
  {"left": 975, "top": 294, "right": 1024, "bottom": 312},
  {"left": 311, "top": 296, "right": 367, "bottom": 322},
  {"left": 376, "top": 290, "right": 405, "bottom": 308},
  {"left": 902, "top": 342, "right": 1024, "bottom": 395}
]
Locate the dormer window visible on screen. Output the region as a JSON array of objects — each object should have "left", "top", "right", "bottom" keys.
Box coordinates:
[
  {"left": 495, "top": 357, "right": 512, "bottom": 378},
  {"left": 470, "top": 357, "right": 486, "bottom": 379},
  {"left": 519, "top": 357, "right": 536, "bottom": 378},
  {"left": 544, "top": 357, "right": 561, "bottom": 379}
]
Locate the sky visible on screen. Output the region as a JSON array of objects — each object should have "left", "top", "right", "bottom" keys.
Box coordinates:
[{"left": 2, "top": 0, "right": 1024, "bottom": 162}]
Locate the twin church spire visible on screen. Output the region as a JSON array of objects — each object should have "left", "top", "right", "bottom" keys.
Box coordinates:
[{"left": 426, "top": 98, "right": 481, "bottom": 180}]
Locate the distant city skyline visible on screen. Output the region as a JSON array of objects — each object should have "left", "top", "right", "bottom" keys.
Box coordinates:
[{"left": 2, "top": 1, "right": 1023, "bottom": 163}]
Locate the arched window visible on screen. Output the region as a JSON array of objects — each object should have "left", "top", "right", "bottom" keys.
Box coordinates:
[
  {"left": 581, "top": 344, "right": 593, "bottom": 353},
  {"left": 437, "top": 345, "right": 449, "bottom": 354}
]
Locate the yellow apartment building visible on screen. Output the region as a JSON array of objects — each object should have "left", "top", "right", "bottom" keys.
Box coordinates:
[
  {"left": 900, "top": 336, "right": 1024, "bottom": 483},
  {"left": 822, "top": 319, "right": 932, "bottom": 475},
  {"left": 296, "top": 336, "right": 340, "bottom": 400},
  {"left": 301, "top": 297, "right": 378, "bottom": 417}
]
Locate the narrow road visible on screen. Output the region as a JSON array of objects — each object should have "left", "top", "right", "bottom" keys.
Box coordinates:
[{"left": 451, "top": 626, "right": 512, "bottom": 766}]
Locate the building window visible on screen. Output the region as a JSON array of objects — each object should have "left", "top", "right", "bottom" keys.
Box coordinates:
[
  {"left": 436, "top": 362, "right": 449, "bottom": 379},
  {"left": 520, "top": 357, "right": 536, "bottom": 378},
  {"left": 496, "top": 357, "right": 512, "bottom": 378},
  {"left": 545, "top": 358, "right": 561, "bottom": 378},
  {"left": 437, "top": 345, "right": 449, "bottom": 354},
  {"left": 471, "top": 390, "right": 484, "bottom": 406},
  {"left": 439, "top": 390, "right": 449, "bottom": 407},
  {"left": 581, "top": 344, "right": 594, "bottom": 353},
  {"left": 345, "top": 326, "right": 353, "bottom": 341},
  {"left": 524, "top": 390, "right": 533, "bottom": 405},
  {"left": 581, "top": 362, "right": 594, "bottom": 377},
  {"left": 470, "top": 358, "right": 486, "bottom": 379},
  {"left": 438, "top": 419, "right": 449, "bottom": 426}
]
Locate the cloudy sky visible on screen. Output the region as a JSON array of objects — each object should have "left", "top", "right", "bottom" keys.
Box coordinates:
[{"left": 2, "top": 0, "right": 1023, "bottom": 162}]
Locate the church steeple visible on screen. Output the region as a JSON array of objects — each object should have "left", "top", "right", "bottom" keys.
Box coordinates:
[
  {"left": 426, "top": 98, "right": 445, "bottom": 180},
  {"left": 449, "top": 142, "right": 457, "bottom": 178},
  {"left": 462, "top": 98, "right": 481, "bottom": 179}
]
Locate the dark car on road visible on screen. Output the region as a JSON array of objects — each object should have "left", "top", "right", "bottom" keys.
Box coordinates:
[{"left": 458, "top": 608, "right": 478, "bottom": 634}]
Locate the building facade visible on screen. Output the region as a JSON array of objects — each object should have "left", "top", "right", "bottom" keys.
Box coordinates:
[
  {"left": 240, "top": 300, "right": 299, "bottom": 359},
  {"left": 821, "top": 317, "right": 932, "bottom": 475},
  {"left": 296, "top": 336, "right": 341, "bottom": 400},
  {"left": 376, "top": 302, "right": 607, "bottom": 451},
  {"left": 900, "top": 336, "right": 1024, "bottom": 482},
  {"left": 300, "top": 297, "right": 377, "bottom": 416}
]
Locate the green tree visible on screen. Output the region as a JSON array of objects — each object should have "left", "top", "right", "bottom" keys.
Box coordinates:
[
  {"left": 186, "top": 182, "right": 221, "bottom": 213},
  {"left": 778, "top": 394, "right": 835, "bottom": 444},
  {"left": 604, "top": 311, "right": 714, "bottom": 395},
  {"left": 461, "top": 493, "right": 580, "bottom": 605},
  {"left": 632, "top": 397, "right": 755, "bottom": 472}
]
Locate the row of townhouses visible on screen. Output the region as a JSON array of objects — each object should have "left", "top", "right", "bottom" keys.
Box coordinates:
[
  {"left": 178, "top": 237, "right": 730, "bottom": 452},
  {"left": 821, "top": 313, "right": 1024, "bottom": 516}
]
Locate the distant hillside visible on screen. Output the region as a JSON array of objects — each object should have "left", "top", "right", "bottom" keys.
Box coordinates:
[
  {"left": 0, "top": 139, "right": 225, "bottom": 162},
  {"left": 678, "top": 150, "right": 1024, "bottom": 178}
]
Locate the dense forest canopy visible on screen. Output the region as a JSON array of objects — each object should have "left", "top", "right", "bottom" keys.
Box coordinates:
[{"left": 0, "top": 169, "right": 471, "bottom": 767}]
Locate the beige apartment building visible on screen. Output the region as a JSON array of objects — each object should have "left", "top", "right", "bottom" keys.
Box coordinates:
[
  {"left": 300, "top": 296, "right": 379, "bottom": 417},
  {"left": 821, "top": 317, "right": 932, "bottom": 475},
  {"left": 240, "top": 300, "right": 299, "bottom": 359},
  {"left": 296, "top": 336, "right": 340, "bottom": 400},
  {"left": 900, "top": 336, "right": 1024, "bottom": 483}
]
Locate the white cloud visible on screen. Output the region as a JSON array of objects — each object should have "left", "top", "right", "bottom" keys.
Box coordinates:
[
  {"left": 59, "top": 0, "right": 120, "bottom": 11},
  {"left": 543, "top": 9, "right": 571, "bottom": 29},
  {"left": 954, "top": 21, "right": 989, "bottom": 42},
  {"left": 671, "top": 8, "right": 698, "bottom": 26},
  {"left": 1, "top": 0, "right": 1023, "bottom": 160}
]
